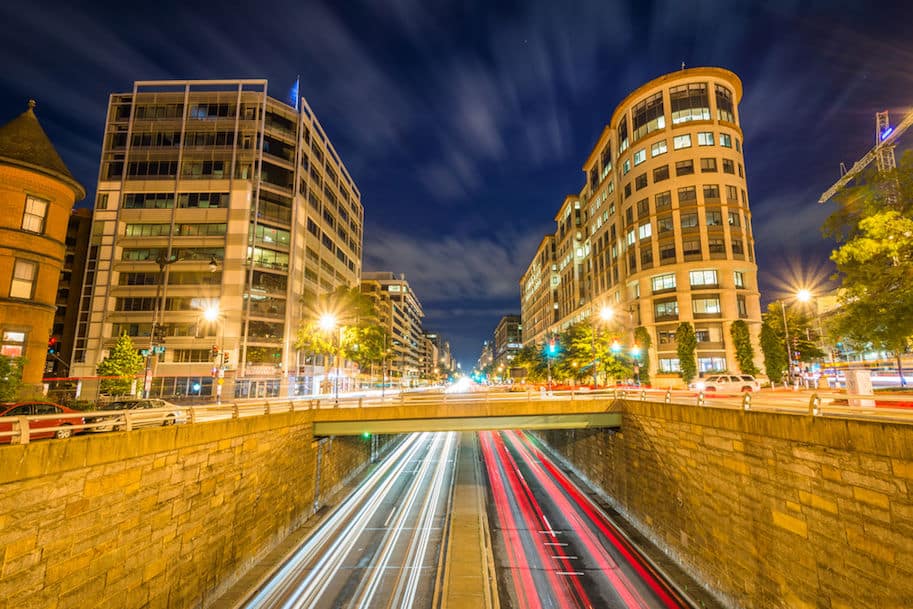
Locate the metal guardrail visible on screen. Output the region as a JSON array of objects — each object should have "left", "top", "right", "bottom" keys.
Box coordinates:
[{"left": 2, "top": 387, "right": 911, "bottom": 444}]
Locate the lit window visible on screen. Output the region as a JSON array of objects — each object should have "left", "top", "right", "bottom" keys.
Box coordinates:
[
  {"left": 699, "top": 357, "right": 727, "bottom": 372},
  {"left": 673, "top": 134, "right": 692, "bottom": 150},
  {"left": 697, "top": 132, "right": 715, "bottom": 146},
  {"left": 659, "top": 358, "right": 681, "bottom": 373},
  {"left": 728, "top": 211, "right": 741, "bottom": 226},
  {"left": 639, "top": 222, "right": 652, "bottom": 240},
  {"left": 651, "top": 273, "right": 676, "bottom": 292},
  {"left": 734, "top": 271, "right": 745, "bottom": 288},
  {"left": 693, "top": 297, "right": 721, "bottom": 314},
  {"left": 10, "top": 259, "right": 37, "bottom": 299},
  {"left": 654, "top": 300, "right": 679, "bottom": 319},
  {"left": 622, "top": 159, "right": 631, "bottom": 175},
  {"left": 626, "top": 229, "right": 636, "bottom": 246},
  {"left": 21, "top": 195, "right": 48, "bottom": 233},
  {"left": 690, "top": 270, "right": 718, "bottom": 286},
  {"left": 1, "top": 331, "right": 26, "bottom": 357},
  {"left": 651, "top": 140, "right": 668, "bottom": 157},
  {"left": 719, "top": 133, "right": 732, "bottom": 148},
  {"left": 633, "top": 149, "right": 646, "bottom": 166}
]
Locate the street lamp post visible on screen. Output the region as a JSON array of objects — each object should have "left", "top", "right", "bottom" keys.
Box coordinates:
[
  {"left": 202, "top": 303, "right": 224, "bottom": 404},
  {"left": 144, "top": 254, "right": 178, "bottom": 398},
  {"left": 319, "top": 313, "right": 342, "bottom": 406},
  {"left": 779, "top": 298, "right": 794, "bottom": 384}
]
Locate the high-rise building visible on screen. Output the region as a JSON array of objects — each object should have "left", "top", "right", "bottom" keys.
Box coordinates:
[
  {"left": 493, "top": 314, "right": 522, "bottom": 368},
  {"left": 360, "top": 272, "right": 424, "bottom": 387},
  {"left": 520, "top": 67, "right": 762, "bottom": 383},
  {"left": 0, "top": 100, "right": 86, "bottom": 392},
  {"left": 71, "top": 80, "right": 363, "bottom": 399}
]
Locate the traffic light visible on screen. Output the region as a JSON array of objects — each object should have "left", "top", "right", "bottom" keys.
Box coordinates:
[
  {"left": 211, "top": 345, "right": 220, "bottom": 361},
  {"left": 47, "top": 336, "right": 58, "bottom": 355},
  {"left": 547, "top": 339, "right": 557, "bottom": 355}
]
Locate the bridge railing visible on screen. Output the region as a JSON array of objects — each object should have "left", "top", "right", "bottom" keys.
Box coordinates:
[{"left": 2, "top": 386, "right": 911, "bottom": 444}]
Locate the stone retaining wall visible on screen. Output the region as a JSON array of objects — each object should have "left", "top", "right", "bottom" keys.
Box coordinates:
[
  {"left": 536, "top": 401, "right": 913, "bottom": 609},
  {"left": 0, "top": 411, "right": 393, "bottom": 609}
]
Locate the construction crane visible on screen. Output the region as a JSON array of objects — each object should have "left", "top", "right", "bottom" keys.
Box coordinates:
[{"left": 818, "top": 108, "right": 913, "bottom": 203}]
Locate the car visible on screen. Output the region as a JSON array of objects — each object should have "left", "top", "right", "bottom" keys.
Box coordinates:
[
  {"left": 86, "top": 399, "right": 185, "bottom": 432},
  {"left": 0, "top": 402, "right": 85, "bottom": 443},
  {"left": 690, "top": 374, "right": 760, "bottom": 393}
]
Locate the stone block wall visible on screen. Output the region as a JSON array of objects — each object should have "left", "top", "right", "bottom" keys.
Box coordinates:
[
  {"left": 536, "top": 401, "right": 913, "bottom": 609},
  {"left": 0, "top": 411, "right": 393, "bottom": 609}
]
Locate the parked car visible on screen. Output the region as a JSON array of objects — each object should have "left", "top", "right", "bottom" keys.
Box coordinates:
[
  {"left": 86, "top": 399, "right": 185, "bottom": 432},
  {"left": 0, "top": 402, "right": 85, "bottom": 442},
  {"left": 690, "top": 375, "right": 760, "bottom": 393}
]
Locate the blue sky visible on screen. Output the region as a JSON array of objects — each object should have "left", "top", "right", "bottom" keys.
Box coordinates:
[{"left": 2, "top": 0, "right": 911, "bottom": 366}]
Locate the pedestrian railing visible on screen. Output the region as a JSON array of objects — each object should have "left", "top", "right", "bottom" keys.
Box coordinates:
[{"left": 2, "top": 386, "right": 911, "bottom": 444}]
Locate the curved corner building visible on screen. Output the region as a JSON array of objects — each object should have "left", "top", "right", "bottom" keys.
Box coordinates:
[{"left": 520, "top": 67, "right": 763, "bottom": 384}]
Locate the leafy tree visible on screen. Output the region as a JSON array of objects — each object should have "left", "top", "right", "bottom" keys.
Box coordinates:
[
  {"left": 762, "top": 301, "right": 825, "bottom": 366},
  {"left": 730, "top": 320, "right": 759, "bottom": 375},
  {"left": 511, "top": 344, "right": 547, "bottom": 381},
  {"left": 824, "top": 152, "right": 913, "bottom": 385},
  {"left": 96, "top": 334, "right": 144, "bottom": 396},
  {"left": 633, "top": 326, "right": 652, "bottom": 385},
  {"left": 759, "top": 320, "right": 787, "bottom": 384},
  {"left": 0, "top": 355, "right": 25, "bottom": 401},
  {"left": 675, "top": 322, "right": 697, "bottom": 384}
]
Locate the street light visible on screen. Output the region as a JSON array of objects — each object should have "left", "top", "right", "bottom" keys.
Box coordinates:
[
  {"left": 202, "top": 302, "right": 225, "bottom": 403},
  {"left": 319, "top": 313, "right": 342, "bottom": 406},
  {"left": 590, "top": 306, "right": 614, "bottom": 387}
]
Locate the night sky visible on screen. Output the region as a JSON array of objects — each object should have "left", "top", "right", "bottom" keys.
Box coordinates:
[{"left": 2, "top": 1, "right": 911, "bottom": 367}]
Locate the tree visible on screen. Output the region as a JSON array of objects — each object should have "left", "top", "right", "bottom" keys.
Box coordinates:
[
  {"left": 512, "top": 344, "right": 547, "bottom": 381},
  {"left": 759, "top": 320, "right": 786, "bottom": 384},
  {"left": 730, "top": 320, "right": 759, "bottom": 376},
  {"left": 633, "top": 326, "right": 652, "bottom": 385},
  {"left": 0, "top": 355, "right": 24, "bottom": 401},
  {"left": 96, "top": 334, "right": 144, "bottom": 396},
  {"left": 825, "top": 151, "right": 913, "bottom": 385},
  {"left": 763, "top": 301, "right": 826, "bottom": 366},
  {"left": 675, "top": 322, "right": 697, "bottom": 384}
]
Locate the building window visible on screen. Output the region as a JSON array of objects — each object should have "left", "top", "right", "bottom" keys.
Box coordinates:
[
  {"left": 678, "top": 186, "right": 697, "bottom": 204},
  {"left": 652, "top": 140, "right": 668, "bottom": 158},
  {"left": 632, "top": 92, "right": 665, "bottom": 142},
  {"left": 10, "top": 259, "right": 37, "bottom": 299},
  {"left": 658, "top": 330, "right": 676, "bottom": 344},
  {"left": 697, "top": 132, "right": 715, "bottom": 146},
  {"left": 706, "top": 210, "right": 723, "bottom": 226},
  {"left": 21, "top": 195, "right": 48, "bottom": 233},
  {"left": 655, "top": 191, "right": 672, "bottom": 210},
  {"left": 729, "top": 211, "right": 741, "bottom": 227},
  {"left": 635, "top": 173, "right": 648, "bottom": 190},
  {"left": 699, "top": 357, "right": 727, "bottom": 373},
  {"left": 716, "top": 85, "right": 735, "bottom": 122},
  {"left": 657, "top": 215, "right": 674, "bottom": 234},
  {"left": 700, "top": 158, "right": 718, "bottom": 173},
  {"left": 654, "top": 300, "right": 679, "bottom": 320},
  {"left": 624, "top": 183, "right": 632, "bottom": 199},
  {"left": 640, "top": 248, "right": 653, "bottom": 266},
  {"left": 625, "top": 207, "right": 634, "bottom": 226},
  {"left": 636, "top": 198, "right": 650, "bottom": 218},
  {"left": 651, "top": 273, "right": 676, "bottom": 292},
  {"left": 653, "top": 165, "right": 670, "bottom": 182},
  {"left": 673, "top": 134, "right": 692, "bottom": 150},
  {"left": 708, "top": 239, "right": 726, "bottom": 254},
  {"left": 626, "top": 229, "right": 636, "bottom": 246},
  {"left": 732, "top": 239, "right": 744, "bottom": 255},
  {"left": 682, "top": 239, "right": 701, "bottom": 256},
  {"left": 719, "top": 133, "right": 732, "bottom": 148},
  {"left": 680, "top": 212, "right": 699, "bottom": 229},
  {"left": 734, "top": 271, "right": 745, "bottom": 288},
  {"left": 96, "top": 193, "right": 109, "bottom": 209},
  {"left": 618, "top": 115, "right": 629, "bottom": 154},
  {"left": 735, "top": 139, "right": 741, "bottom": 152},
  {"left": 703, "top": 184, "right": 720, "bottom": 200},
  {"left": 622, "top": 159, "right": 631, "bottom": 175},
  {"left": 675, "top": 160, "right": 694, "bottom": 176},
  {"left": 670, "top": 83, "right": 711, "bottom": 124},
  {"left": 0, "top": 330, "right": 27, "bottom": 357},
  {"left": 659, "top": 358, "right": 681, "bottom": 373},
  {"left": 633, "top": 149, "right": 647, "bottom": 166},
  {"left": 726, "top": 185, "right": 738, "bottom": 202},
  {"left": 693, "top": 296, "right": 721, "bottom": 315},
  {"left": 722, "top": 159, "right": 735, "bottom": 174},
  {"left": 659, "top": 242, "right": 676, "bottom": 262},
  {"left": 639, "top": 222, "right": 652, "bottom": 240},
  {"left": 738, "top": 164, "right": 744, "bottom": 178},
  {"left": 690, "top": 270, "right": 718, "bottom": 287},
  {"left": 737, "top": 294, "right": 748, "bottom": 317}
]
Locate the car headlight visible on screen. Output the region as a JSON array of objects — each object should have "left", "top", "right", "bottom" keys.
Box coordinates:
[{"left": 695, "top": 382, "right": 706, "bottom": 391}]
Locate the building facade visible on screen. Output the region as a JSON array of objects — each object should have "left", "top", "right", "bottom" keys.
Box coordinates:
[
  {"left": 71, "top": 80, "right": 363, "bottom": 399},
  {"left": 520, "top": 67, "right": 762, "bottom": 383},
  {"left": 360, "top": 272, "right": 424, "bottom": 387},
  {"left": 45, "top": 208, "right": 93, "bottom": 379},
  {"left": 493, "top": 314, "right": 522, "bottom": 368},
  {"left": 0, "top": 101, "right": 86, "bottom": 391}
]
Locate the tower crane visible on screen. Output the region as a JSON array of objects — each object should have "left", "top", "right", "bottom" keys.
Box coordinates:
[{"left": 818, "top": 108, "right": 913, "bottom": 203}]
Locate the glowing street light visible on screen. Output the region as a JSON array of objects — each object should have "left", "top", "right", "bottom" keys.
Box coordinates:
[
  {"left": 203, "top": 303, "right": 220, "bottom": 323},
  {"left": 796, "top": 289, "right": 812, "bottom": 303},
  {"left": 319, "top": 313, "right": 338, "bottom": 332}
]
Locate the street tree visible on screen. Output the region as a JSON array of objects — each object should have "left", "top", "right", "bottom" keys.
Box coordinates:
[
  {"left": 0, "top": 355, "right": 24, "bottom": 401},
  {"left": 96, "top": 334, "right": 144, "bottom": 396},
  {"left": 511, "top": 344, "right": 547, "bottom": 382},
  {"left": 760, "top": 320, "right": 787, "bottom": 384},
  {"left": 825, "top": 151, "right": 913, "bottom": 384},
  {"left": 675, "top": 322, "right": 697, "bottom": 384},
  {"left": 730, "top": 320, "right": 759, "bottom": 376},
  {"left": 633, "top": 326, "right": 652, "bottom": 385},
  {"left": 763, "top": 301, "right": 826, "bottom": 366}
]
